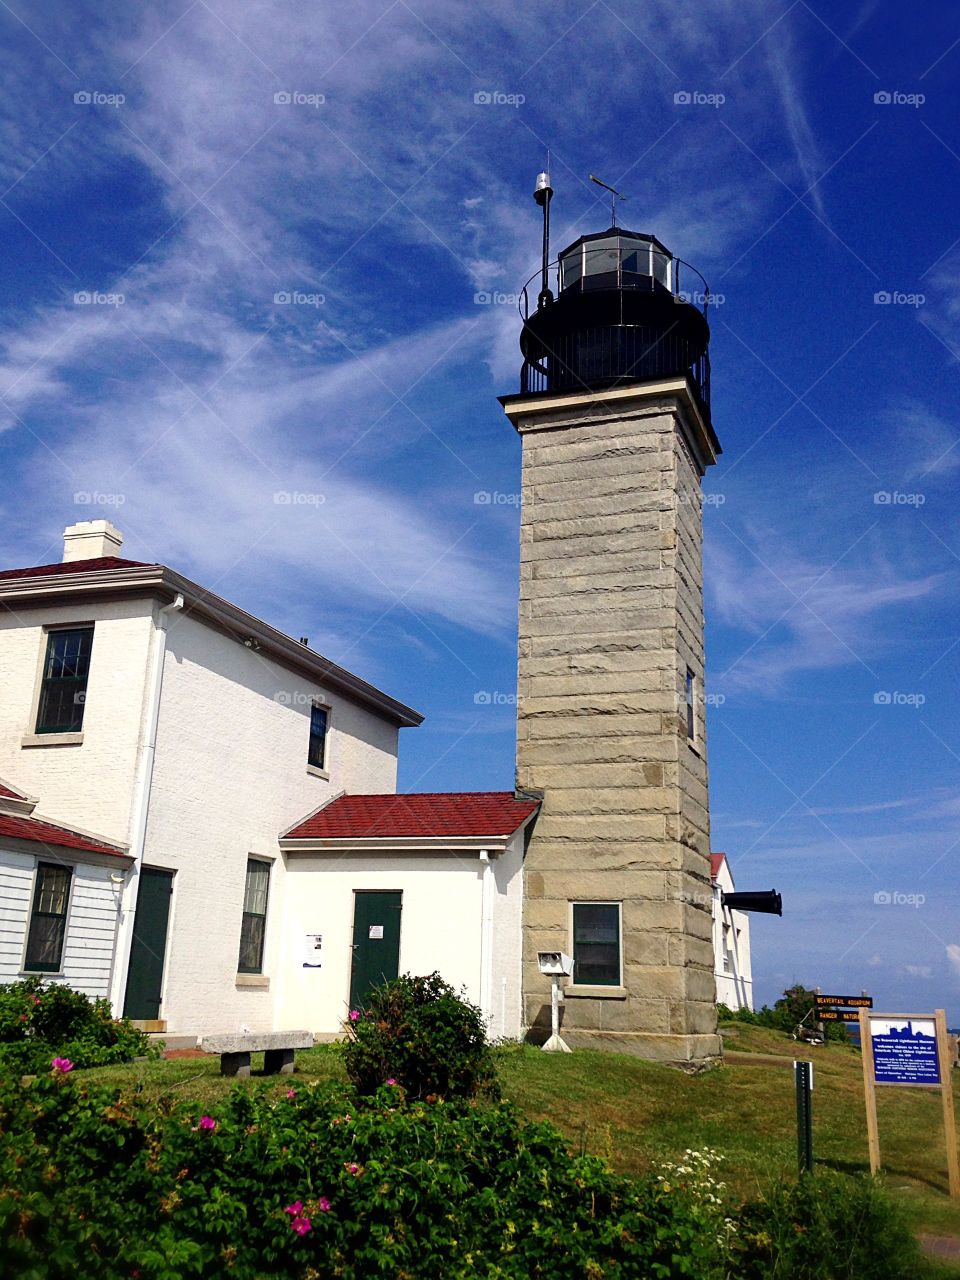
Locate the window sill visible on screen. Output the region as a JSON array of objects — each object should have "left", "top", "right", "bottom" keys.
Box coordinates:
[
  {"left": 306, "top": 764, "right": 330, "bottom": 780},
  {"left": 565, "top": 985, "right": 627, "bottom": 1000},
  {"left": 21, "top": 732, "right": 84, "bottom": 748},
  {"left": 235, "top": 973, "right": 270, "bottom": 990}
]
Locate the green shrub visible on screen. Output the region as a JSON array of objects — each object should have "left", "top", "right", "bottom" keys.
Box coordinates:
[
  {"left": 730, "top": 1169, "right": 925, "bottom": 1280},
  {"left": 0, "top": 1067, "right": 931, "bottom": 1280},
  {"left": 1, "top": 1069, "right": 731, "bottom": 1279},
  {"left": 0, "top": 977, "right": 154, "bottom": 1075},
  {"left": 342, "top": 972, "right": 499, "bottom": 1101}
]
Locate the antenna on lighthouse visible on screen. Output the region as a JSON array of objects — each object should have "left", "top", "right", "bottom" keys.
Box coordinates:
[
  {"left": 589, "top": 173, "right": 627, "bottom": 228},
  {"left": 533, "top": 163, "right": 554, "bottom": 310}
]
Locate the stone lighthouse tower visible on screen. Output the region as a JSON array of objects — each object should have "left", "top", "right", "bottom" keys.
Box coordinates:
[{"left": 500, "top": 174, "right": 722, "bottom": 1061}]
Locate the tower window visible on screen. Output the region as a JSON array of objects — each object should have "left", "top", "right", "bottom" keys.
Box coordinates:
[
  {"left": 36, "top": 627, "right": 93, "bottom": 734},
  {"left": 24, "top": 863, "right": 72, "bottom": 972},
  {"left": 308, "top": 703, "right": 329, "bottom": 770},
  {"left": 571, "top": 902, "right": 621, "bottom": 986},
  {"left": 238, "top": 859, "right": 270, "bottom": 974},
  {"left": 685, "top": 668, "right": 696, "bottom": 741}
]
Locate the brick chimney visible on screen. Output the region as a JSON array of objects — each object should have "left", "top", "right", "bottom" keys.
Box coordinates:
[{"left": 62, "top": 519, "right": 124, "bottom": 562}]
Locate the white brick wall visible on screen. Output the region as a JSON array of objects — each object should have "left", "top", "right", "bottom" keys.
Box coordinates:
[
  {"left": 0, "top": 598, "right": 155, "bottom": 846},
  {"left": 140, "top": 610, "right": 400, "bottom": 1033}
]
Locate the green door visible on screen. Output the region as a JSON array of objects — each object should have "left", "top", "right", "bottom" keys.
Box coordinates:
[
  {"left": 349, "top": 891, "right": 402, "bottom": 1010},
  {"left": 123, "top": 867, "right": 173, "bottom": 1020}
]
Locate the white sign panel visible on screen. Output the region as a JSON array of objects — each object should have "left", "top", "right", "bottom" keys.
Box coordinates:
[{"left": 303, "top": 933, "right": 322, "bottom": 968}]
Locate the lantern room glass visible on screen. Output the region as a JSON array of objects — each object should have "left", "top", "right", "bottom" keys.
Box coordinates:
[{"left": 559, "top": 236, "right": 672, "bottom": 293}]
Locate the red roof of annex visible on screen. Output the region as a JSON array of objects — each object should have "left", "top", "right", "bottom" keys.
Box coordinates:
[
  {"left": 285, "top": 791, "right": 540, "bottom": 840},
  {"left": 0, "top": 812, "right": 129, "bottom": 858}
]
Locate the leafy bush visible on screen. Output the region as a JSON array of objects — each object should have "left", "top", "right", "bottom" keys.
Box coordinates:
[
  {"left": 718, "top": 985, "right": 848, "bottom": 1043},
  {"left": 2, "top": 1069, "right": 732, "bottom": 1279},
  {"left": 0, "top": 977, "right": 154, "bottom": 1076},
  {"left": 0, "top": 1067, "right": 932, "bottom": 1280},
  {"left": 342, "top": 972, "right": 499, "bottom": 1101},
  {"left": 730, "top": 1169, "right": 924, "bottom": 1280}
]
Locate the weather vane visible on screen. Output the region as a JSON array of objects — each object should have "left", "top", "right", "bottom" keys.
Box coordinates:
[{"left": 589, "top": 174, "right": 627, "bottom": 227}]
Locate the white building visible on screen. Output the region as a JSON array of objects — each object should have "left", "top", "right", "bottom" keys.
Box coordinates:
[{"left": 711, "top": 853, "right": 753, "bottom": 1011}]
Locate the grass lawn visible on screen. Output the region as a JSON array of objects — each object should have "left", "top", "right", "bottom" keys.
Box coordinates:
[{"left": 83, "top": 1021, "right": 960, "bottom": 1268}]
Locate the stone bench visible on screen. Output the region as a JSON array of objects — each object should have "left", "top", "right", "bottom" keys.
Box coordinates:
[{"left": 200, "top": 1030, "right": 314, "bottom": 1078}]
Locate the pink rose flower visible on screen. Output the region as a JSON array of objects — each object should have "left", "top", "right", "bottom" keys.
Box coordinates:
[
  {"left": 318, "top": 1196, "right": 331, "bottom": 1212},
  {"left": 286, "top": 1089, "right": 297, "bottom": 1099},
  {"left": 344, "top": 1162, "right": 360, "bottom": 1176},
  {"left": 349, "top": 1009, "right": 360, "bottom": 1021},
  {"left": 284, "top": 1201, "right": 303, "bottom": 1216},
  {"left": 197, "top": 1115, "right": 216, "bottom": 1131},
  {"left": 291, "top": 1215, "right": 311, "bottom": 1236},
  {"left": 385, "top": 1078, "right": 397, "bottom": 1086},
  {"left": 51, "top": 1057, "right": 73, "bottom": 1073}
]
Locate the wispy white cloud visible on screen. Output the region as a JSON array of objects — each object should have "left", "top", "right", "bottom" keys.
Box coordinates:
[{"left": 708, "top": 534, "right": 945, "bottom": 690}]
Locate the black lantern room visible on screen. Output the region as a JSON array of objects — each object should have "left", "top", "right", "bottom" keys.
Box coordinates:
[{"left": 518, "top": 179, "right": 713, "bottom": 426}]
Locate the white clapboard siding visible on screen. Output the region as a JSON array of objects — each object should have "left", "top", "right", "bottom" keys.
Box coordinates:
[
  {"left": 0, "top": 849, "right": 33, "bottom": 981},
  {"left": 0, "top": 851, "right": 121, "bottom": 998},
  {"left": 61, "top": 865, "right": 121, "bottom": 999}
]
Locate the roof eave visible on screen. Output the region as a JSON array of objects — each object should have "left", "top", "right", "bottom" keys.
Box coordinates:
[
  {"left": 0, "top": 564, "right": 424, "bottom": 729},
  {"left": 280, "top": 834, "right": 515, "bottom": 854}
]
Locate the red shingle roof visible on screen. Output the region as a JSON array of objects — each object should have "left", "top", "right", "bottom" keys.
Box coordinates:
[
  {"left": 0, "top": 812, "right": 129, "bottom": 858},
  {"left": 0, "top": 556, "right": 149, "bottom": 581},
  {"left": 0, "top": 781, "right": 27, "bottom": 800},
  {"left": 286, "top": 791, "right": 540, "bottom": 841}
]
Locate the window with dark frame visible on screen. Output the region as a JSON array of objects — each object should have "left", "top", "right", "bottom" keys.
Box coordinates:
[
  {"left": 24, "top": 863, "right": 72, "bottom": 973},
  {"left": 238, "top": 859, "right": 270, "bottom": 974},
  {"left": 685, "top": 667, "right": 695, "bottom": 741},
  {"left": 572, "top": 902, "right": 621, "bottom": 986},
  {"left": 308, "top": 703, "right": 329, "bottom": 770},
  {"left": 36, "top": 627, "right": 93, "bottom": 734}
]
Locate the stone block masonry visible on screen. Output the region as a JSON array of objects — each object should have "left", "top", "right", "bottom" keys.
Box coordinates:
[{"left": 502, "top": 380, "right": 721, "bottom": 1063}]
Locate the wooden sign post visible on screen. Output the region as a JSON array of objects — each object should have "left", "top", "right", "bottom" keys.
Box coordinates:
[{"left": 859, "top": 1008, "right": 959, "bottom": 1198}]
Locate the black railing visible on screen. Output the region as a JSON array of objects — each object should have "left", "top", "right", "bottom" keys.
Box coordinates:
[{"left": 519, "top": 246, "right": 712, "bottom": 323}]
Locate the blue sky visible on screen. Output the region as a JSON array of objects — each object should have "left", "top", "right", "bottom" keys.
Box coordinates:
[{"left": 1, "top": 0, "right": 958, "bottom": 1016}]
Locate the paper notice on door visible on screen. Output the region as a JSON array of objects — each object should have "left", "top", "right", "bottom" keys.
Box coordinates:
[{"left": 369, "top": 924, "right": 384, "bottom": 939}]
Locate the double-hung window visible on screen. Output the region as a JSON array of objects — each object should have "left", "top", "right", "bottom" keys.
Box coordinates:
[
  {"left": 308, "top": 703, "right": 329, "bottom": 770},
  {"left": 36, "top": 627, "right": 93, "bottom": 734},
  {"left": 571, "top": 902, "right": 622, "bottom": 986},
  {"left": 24, "top": 863, "right": 72, "bottom": 972},
  {"left": 238, "top": 859, "right": 270, "bottom": 974}
]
